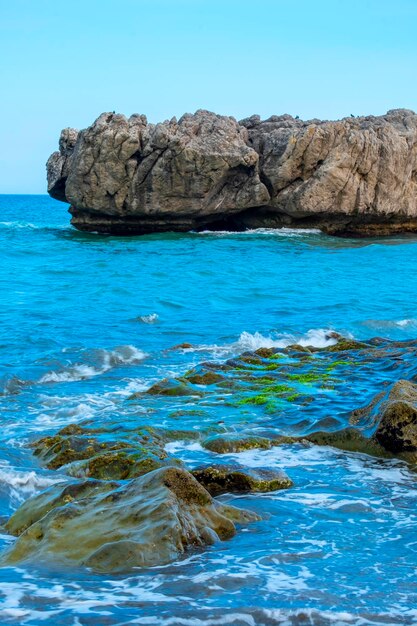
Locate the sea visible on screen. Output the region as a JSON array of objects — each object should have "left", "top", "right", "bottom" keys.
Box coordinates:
[{"left": 0, "top": 194, "right": 417, "bottom": 625}]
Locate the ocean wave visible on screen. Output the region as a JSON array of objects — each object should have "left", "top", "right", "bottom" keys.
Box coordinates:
[
  {"left": 363, "top": 318, "right": 417, "bottom": 330},
  {"left": 183, "top": 328, "right": 341, "bottom": 357},
  {"left": 0, "top": 463, "right": 65, "bottom": 505},
  {"left": 233, "top": 329, "right": 339, "bottom": 351},
  {"left": 196, "top": 227, "right": 322, "bottom": 237},
  {"left": 0, "top": 221, "right": 38, "bottom": 230},
  {"left": 138, "top": 313, "right": 159, "bottom": 324},
  {"left": 39, "top": 345, "right": 147, "bottom": 384}
]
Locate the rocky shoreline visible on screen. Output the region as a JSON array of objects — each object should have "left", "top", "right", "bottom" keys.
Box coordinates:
[
  {"left": 3, "top": 335, "right": 417, "bottom": 573},
  {"left": 47, "top": 109, "right": 417, "bottom": 237}
]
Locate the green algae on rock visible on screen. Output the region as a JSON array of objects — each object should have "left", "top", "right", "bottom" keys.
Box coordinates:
[
  {"left": 372, "top": 380, "right": 417, "bottom": 459},
  {"left": 202, "top": 434, "right": 272, "bottom": 454},
  {"left": 30, "top": 424, "right": 187, "bottom": 480},
  {"left": 192, "top": 464, "right": 293, "bottom": 496},
  {"left": 2, "top": 467, "right": 259, "bottom": 573}
]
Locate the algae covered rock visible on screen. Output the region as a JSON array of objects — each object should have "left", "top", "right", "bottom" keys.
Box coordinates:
[
  {"left": 202, "top": 434, "right": 272, "bottom": 454},
  {"left": 184, "top": 367, "right": 226, "bottom": 386},
  {"left": 304, "top": 428, "right": 388, "bottom": 457},
  {"left": 30, "top": 423, "right": 184, "bottom": 480},
  {"left": 192, "top": 464, "right": 292, "bottom": 496},
  {"left": 66, "top": 448, "right": 183, "bottom": 480},
  {"left": 5, "top": 479, "right": 118, "bottom": 536},
  {"left": 3, "top": 467, "right": 259, "bottom": 572},
  {"left": 141, "top": 377, "right": 200, "bottom": 397},
  {"left": 373, "top": 380, "right": 417, "bottom": 457}
]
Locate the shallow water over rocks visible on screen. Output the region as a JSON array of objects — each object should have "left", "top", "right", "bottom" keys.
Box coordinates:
[{"left": 1, "top": 195, "right": 417, "bottom": 623}]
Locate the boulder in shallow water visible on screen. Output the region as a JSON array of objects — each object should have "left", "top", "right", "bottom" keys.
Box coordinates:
[
  {"left": 373, "top": 380, "right": 417, "bottom": 457},
  {"left": 2, "top": 467, "right": 259, "bottom": 572},
  {"left": 202, "top": 434, "right": 272, "bottom": 454},
  {"left": 192, "top": 464, "right": 293, "bottom": 495},
  {"left": 30, "top": 423, "right": 185, "bottom": 479}
]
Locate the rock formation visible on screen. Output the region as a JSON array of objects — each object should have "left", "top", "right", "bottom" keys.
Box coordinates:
[
  {"left": 2, "top": 467, "right": 258, "bottom": 572},
  {"left": 47, "top": 108, "right": 417, "bottom": 236}
]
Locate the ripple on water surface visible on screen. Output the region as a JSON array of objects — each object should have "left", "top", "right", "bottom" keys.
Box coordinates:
[{"left": 1, "top": 196, "right": 417, "bottom": 623}]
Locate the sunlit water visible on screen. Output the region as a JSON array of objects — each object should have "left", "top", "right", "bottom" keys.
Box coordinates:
[{"left": 0, "top": 195, "right": 417, "bottom": 625}]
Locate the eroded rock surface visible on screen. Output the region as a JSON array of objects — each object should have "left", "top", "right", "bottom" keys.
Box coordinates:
[
  {"left": 2, "top": 467, "right": 258, "bottom": 572},
  {"left": 192, "top": 464, "right": 293, "bottom": 495},
  {"left": 48, "top": 109, "right": 417, "bottom": 236}
]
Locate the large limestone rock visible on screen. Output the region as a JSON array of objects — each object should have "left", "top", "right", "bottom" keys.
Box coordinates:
[
  {"left": 2, "top": 467, "right": 258, "bottom": 572},
  {"left": 48, "top": 108, "right": 417, "bottom": 236},
  {"left": 241, "top": 110, "right": 417, "bottom": 235},
  {"left": 48, "top": 110, "right": 269, "bottom": 234}
]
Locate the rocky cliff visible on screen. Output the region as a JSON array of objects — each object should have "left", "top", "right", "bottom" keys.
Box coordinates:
[{"left": 47, "top": 108, "right": 417, "bottom": 236}]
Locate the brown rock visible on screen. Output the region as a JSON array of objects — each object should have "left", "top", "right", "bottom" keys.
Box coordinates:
[{"left": 48, "top": 109, "right": 417, "bottom": 237}]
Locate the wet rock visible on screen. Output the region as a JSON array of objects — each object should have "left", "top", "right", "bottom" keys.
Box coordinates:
[
  {"left": 3, "top": 467, "right": 259, "bottom": 572},
  {"left": 30, "top": 424, "right": 185, "bottom": 479},
  {"left": 202, "top": 434, "right": 272, "bottom": 454},
  {"left": 48, "top": 109, "right": 417, "bottom": 237},
  {"left": 5, "top": 480, "right": 118, "bottom": 536},
  {"left": 141, "top": 377, "right": 199, "bottom": 397},
  {"left": 304, "top": 428, "right": 388, "bottom": 456},
  {"left": 192, "top": 464, "right": 293, "bottom": 495},
  {"left": 373, "top": 380, "right": 417, "bottom": 457},
  {"left": 30, "top": 433, "right": 131, "bottom": 470},
  {"left": 324, "top": 339, "right": 370, "bottom": 352},
  {"left": 184, "top": 367, "right": 226, "bottom": 385},
  {"left": 254, "top": 347, "right": 280, "bottom": 359},
  {"left": 66, "top": 448, "right": 183, "bottom": 480}
]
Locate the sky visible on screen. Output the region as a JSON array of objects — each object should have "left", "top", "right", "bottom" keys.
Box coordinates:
[{"left": 1, "top": 0, "right": 417, "bottom": 193}]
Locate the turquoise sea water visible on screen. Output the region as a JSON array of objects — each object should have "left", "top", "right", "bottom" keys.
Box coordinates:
[{"left": 1, "top": 195, "right": 417, "bottom": 624}]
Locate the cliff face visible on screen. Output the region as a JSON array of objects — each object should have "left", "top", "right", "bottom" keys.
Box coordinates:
[{"left": 47, "top": 108, "right": 417, "bottom": 236}]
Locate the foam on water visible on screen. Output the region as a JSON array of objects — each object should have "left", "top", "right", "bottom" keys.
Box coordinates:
[
  {"left": 233, "top": 329, "right": 339, "bottom": 351},
  {"left": 196, "top": 228, "right": 323, "bottom": 237},
  {"left": 38, "top": 345, "right": 147, "bottom": 384}
]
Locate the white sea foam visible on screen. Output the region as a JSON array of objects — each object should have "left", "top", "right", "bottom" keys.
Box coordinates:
[
  {"left": 138, "top": 313, "right": 159, "bottom": 324},
  {"left": 39, "top": 345, "right": 147, "bottom": 384},
  {"left": 363, "top": 317, "right": 417, "bottom": 330},
  {"left": 233, "top": 328, "right": 339, "bottom": 351},
  {"left": 0, "top": 462, "right": 65, "bottom": 505},
  {"left": 182, "top": 328, "right": 342, "bottom": 358},
  {"left": 0, "top": 221, "right": 38, "bottom": 230},
  {"left": 196, "top": 228, "right": 322, "bottom": 237}
]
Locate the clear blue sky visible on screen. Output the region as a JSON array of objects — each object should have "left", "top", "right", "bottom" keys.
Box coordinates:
[{"left": 1, "top": 0, "right": 417, "bottom": 193}]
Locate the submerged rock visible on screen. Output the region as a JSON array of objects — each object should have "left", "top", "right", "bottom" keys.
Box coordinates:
[
  {"left": 48, "top": 109, "right": 417, "bottom": 237},
  {"left": 3, "top": 467, "right": 259, "bottom": 572},
  {"left": 192, "top": 464, "right": 293, "bottom": 496},
  {"left": 202, "top": 434, "right": 272, "bottom": 454},
  {"left": 301, "top": 380, "right": 417, "bottom": 461}
]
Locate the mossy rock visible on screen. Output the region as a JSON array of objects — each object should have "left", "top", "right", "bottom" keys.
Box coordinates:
[
  {"left": 2, "top": 467, "right": 259, "bottom": 573},
  {"left": 143, "top": 377, "right": 199, "bottom": 397},
  {"left": 372, "top": 380, "right": 417, "bottom": 458},
  {"left": 254, "top": 348, "right": 280, "bottom": 359},
  {"left": 66, "top": 448, "right": 184, "bottom": 480},
  {"left": 5, "top": 479, "right": 119, "bottom": 536},
  {"left": 30, "top": 434, "right": 132, "bottom": 470},
  {"left": 192, "top": 464, "right": 293, "bottom": 495},
  {"left": 202, "top": 434, "right": 272, "bottom": 454},
  {"left": 324, "top": 339, "right": 369, "bottom": 352},
  {"left": 29, "top": 423, "right": 191, "bottom": 477},
  {"left": 184, "top": 367, "right": 225, "bottom": 386},
  {"left": 304, "top": 428, "right": 388, "bottom": 456},
  {"left": 286, "top": 344, "right": 313, "bottom": 353}
]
